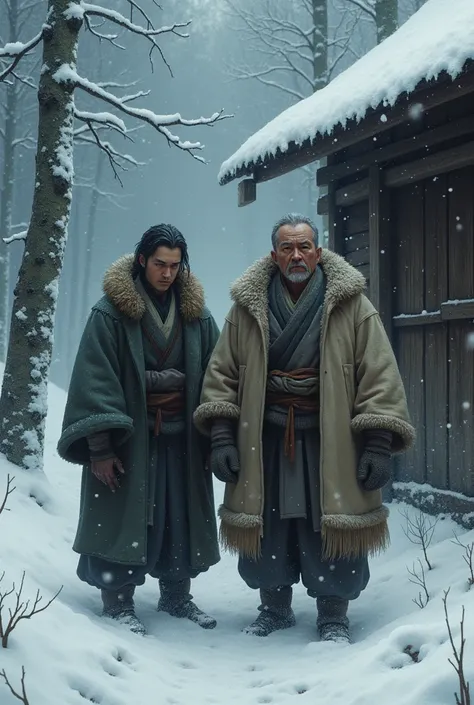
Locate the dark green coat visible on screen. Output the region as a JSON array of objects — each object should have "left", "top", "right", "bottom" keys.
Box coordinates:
[{"left": 57, "top": 255, "right": 220, "bottom": 569}]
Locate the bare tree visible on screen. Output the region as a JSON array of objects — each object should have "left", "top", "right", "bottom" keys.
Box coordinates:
[
  {"left": 0, "top": 0, "right": 40, "bottom": 361},
  {"left": 407, "top": 559, "right": 429, "bottom": 609},
  {"left": 0, "top": 571, "right": 62, "bottom": 648},
  {"left": 345, "top": 0, "right": 398, "bottom": 42},
  {"left": 0, "top": 0, "right": 229, "bottom": 470},
  {"left": 0, "top": 666, "right": 29, "bottom": 704},
  {"left": 452, "top": 534, "right": 474, "bottom": 588},
  {"left": 401, "top": 507, "right": 438, "bottom": 571},
  {"left": 443, "top": 589, "right": 471, "bottom": 705}
]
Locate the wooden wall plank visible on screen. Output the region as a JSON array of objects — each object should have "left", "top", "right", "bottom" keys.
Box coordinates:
[
  {"left": 345, "top": 247, "right": 370, "bottom": 267},
  {"left": 448, "top": 322, "right": 474, "bottom": 496},
  {"left": 344, "top": 231, "right": 369, "bottom": 254},
  {"left": 396, "top": 328, "right": 426, "bottom": 484},
  {"left": 448, "top": 167, "right": 474, "bottom": 299},
  {"left": 424, "top": 175, "right": 449, "bottom": 489},
  {"left": 392, "top": 184, "right": 425, "bottom": 315},
  {"left": 447, "top": 166, "right": 474, "bottom": 496}
]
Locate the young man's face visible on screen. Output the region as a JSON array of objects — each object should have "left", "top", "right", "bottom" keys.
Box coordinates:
[
  {"left": 271, "top": 223, "right": 322, "bottom": 283},
  {"left": 139, "top": 246, "right": 182, "bottom": 293}
]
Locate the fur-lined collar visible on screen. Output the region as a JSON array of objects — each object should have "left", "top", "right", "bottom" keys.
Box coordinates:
[
  {"left": 230, "top": 249, "right": 366, "bottom": 329},
  {"left": 103, "top": 254, "right": 205, "bottom": 322}
]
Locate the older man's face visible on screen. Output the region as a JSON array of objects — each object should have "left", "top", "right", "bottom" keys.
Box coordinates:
[{"left": 271, "top": 223, "right": 322, "bottom": 283}]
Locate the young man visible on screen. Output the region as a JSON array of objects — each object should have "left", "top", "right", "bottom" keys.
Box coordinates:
[
  {"left": 58, "top": 224, "right": 220, "bottom": 635},
  {"left": 194, "top": 214, "right": 415, "bottom": 643}
]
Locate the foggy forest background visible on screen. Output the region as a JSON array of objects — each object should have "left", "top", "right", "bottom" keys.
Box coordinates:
[{"left": 0, "top": 0, "right": 426, "bottom": 392}]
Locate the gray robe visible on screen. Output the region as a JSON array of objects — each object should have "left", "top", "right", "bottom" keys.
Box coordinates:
[{"left": 238, "top": 269, "right": 370, "bottom": 600}]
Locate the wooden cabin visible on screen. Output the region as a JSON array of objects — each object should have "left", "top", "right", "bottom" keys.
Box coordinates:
[{"left": 218, "top": 1, "right": 474, "bottom": 525}]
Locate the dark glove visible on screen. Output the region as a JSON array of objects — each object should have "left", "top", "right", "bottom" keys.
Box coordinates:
[
  {"left": 210, "top": 419, "right": 240, "bottom": 484},
  {"left": 145, "top": 369, "right": 185, "bottom": 392},
  {"left": 357, "top": 430, "right": 392, "bottom": 491}
]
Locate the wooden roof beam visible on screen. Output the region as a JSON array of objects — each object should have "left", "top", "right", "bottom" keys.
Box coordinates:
[{"left": 224, "top": 62, "right": 474, "bottom": 187}]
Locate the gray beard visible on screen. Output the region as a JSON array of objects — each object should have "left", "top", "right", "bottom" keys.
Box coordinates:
[{"left": 285, "top": 266, "right": 311, "bottom": 283}]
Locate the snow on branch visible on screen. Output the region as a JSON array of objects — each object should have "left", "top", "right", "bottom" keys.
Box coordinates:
[
  {"left": 56, "top": 65, "right": 231, "bottom": 162},
  {"left": 80, "top": 3, "right": 190, "bottom": 73},
  {"left": 343, "top": 0, "right": 376, "bottom": 20},
  {"left": 0, "top": 30, "right": 43, "bottom": 83},
  {"left": 3, "top": 230, "right": 28, "bottom": 245}
]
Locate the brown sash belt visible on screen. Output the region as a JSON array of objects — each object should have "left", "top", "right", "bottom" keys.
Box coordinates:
[
  {"left": 147, "top": 391, "right": 185, "bottom": 436},
  {"left": 266, "top": 368, "right": 319, "bottom": 462}
]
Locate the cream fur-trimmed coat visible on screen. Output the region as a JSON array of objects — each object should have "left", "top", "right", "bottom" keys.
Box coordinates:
[{"left": 194, "top": 250, "right": 415, "bottom": 561}]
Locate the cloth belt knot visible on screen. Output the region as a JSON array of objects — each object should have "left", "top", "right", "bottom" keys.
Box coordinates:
[
  {"left": 146, "top": 391, "right": 185, "bottom": 436},
  {"left": 266, "top": 367, "right": 319, "bottom": 462}
]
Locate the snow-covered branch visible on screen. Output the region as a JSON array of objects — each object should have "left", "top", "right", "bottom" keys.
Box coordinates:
[
  {"left": 81, "top": 4, "right": 190, "bottom": 73},
  {"left": 3, "top": 230, "right": 27, "bottom": 245},
  {"left": 56, "top": 66, "right": 230, "bottom": 162},
  {"left": 227, "top": 63, "right": 306, "bottom": 101},
  {"left": 344, "top": 0, "right": 376, "bottom": 20},
  {"left": 0, "top": 30, "right": 43, "bottom": 83}
]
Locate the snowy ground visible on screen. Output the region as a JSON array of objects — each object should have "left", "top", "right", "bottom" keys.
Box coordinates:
[{"left": 0, "top": 370, "right": 473, "bottom": 705}]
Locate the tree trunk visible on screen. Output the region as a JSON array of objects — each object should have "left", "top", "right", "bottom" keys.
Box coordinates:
[
  {"left": 0, "top": 0, "right": 82, "bottom": 470},
  {"left": 0, "top": 0, "right": 19, "bottom": 362},
  {"left": 375, "top": 0, "right": 398, "bottom": 43},
  {"left": 81, "top": 152, "right": 104, "bottom": 325},
  {"left": 0, "top": 84, "right": 17, "bottom": 362},
  {"left": 312, "top": 0, "right": 328, "bottom": 91}
]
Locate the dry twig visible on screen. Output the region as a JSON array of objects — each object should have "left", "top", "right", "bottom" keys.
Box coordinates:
[
  {"left": 401, "top": 508, "right": 439, "bottom": 570},
  {"left": 452, "top": 534, "right": 474, "bottom": 588},
  {"left": 0, "top": 572, "right": 63, "bottom": 648},
  {"left": 0, "top": 475, "right": 16, "bottom": 515},
  {"left": 407, "top": 559, "right": 430, "bottom": 609},
  {"left": 443, "top": 589, "right": 471, "bottom": 705},
  {"left": 0, "top": 666, "right": 30, "bottom": 704}
]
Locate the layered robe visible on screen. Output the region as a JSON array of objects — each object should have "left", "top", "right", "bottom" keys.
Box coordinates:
[
  {"left": 58, "top": 255, "right": 220, "bottom": 591},
  {"left": 238, "top": 269, "right": 370, "bottom": 599}
]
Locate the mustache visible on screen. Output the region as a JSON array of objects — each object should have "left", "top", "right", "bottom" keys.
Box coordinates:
[{"left": 286, "top": 262, "right": 310, "bottom": 274}]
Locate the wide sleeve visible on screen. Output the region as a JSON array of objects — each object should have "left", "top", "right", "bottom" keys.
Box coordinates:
[
  {"left": 57, "top": 309, "right": 134, "bottom": 464},
  {"left": 193, "top": 306, "right": 241, "bottom": 436},
  {"left": 350, "top": 301, "right": 416, "bottom": 453}
]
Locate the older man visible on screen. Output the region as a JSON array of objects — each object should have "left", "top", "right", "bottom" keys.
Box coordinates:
[
  {"left": 194, "top": 213, "right": 414, "bottom": 642},
  {"left": 58, "top": 224, "right": 220, "bottom": 635}
]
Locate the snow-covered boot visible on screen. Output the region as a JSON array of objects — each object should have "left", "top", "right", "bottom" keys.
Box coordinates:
[
  {"left": 101, "top": 585, "right": 146, "bottom": 636},
  {"left": 244, "top": 587, "right": 296, "bottom": 637},
  {"left": 317, "top": 596, "right": 350, "bottom": 643},
  {"left": 157, "top": 578, "right": 217, "bottom": 629}
]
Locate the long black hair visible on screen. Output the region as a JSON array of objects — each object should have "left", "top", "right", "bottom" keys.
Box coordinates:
[{"left": 132, "top": 224, "right": 190, "bottom": 278}]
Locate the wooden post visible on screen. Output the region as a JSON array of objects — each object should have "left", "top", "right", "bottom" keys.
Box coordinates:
[
  {"left": 369, "top": 165, "right": 392, "bottom": 339},
  {"left": 327, "top": 183, "right": 344, "bottom": 253},
  {"left": 238, "top": 179, "right": 256, "bottom": 207}
]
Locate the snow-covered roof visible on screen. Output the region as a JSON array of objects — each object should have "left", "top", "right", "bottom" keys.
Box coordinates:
[{"left": 219, "top": 0, "right": 474, "bottom": 185}]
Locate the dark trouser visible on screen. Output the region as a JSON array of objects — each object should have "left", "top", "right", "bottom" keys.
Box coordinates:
[
  {"left": 239, "top": 424, "right": 370, "bottom": 600},
  {"left": 77, "top": 431, "right": 203, "bottom": 592},
  {"left": 239, "top": 519, "right": 369, "bottom": 600}
]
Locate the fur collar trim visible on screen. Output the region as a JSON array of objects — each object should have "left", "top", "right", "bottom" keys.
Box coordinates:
[
  {"left": 230, "top": 249, "right": 366, "bottom": 331},
  {"left": 103, "top": 254, "right": 205, "bottom": 322}
]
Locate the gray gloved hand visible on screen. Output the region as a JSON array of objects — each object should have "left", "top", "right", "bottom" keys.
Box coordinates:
[
  {"left": 357, "top": 430, "right": 392, "bottom": 491},
  {"left": 210, "top": 419, "right": 240, "bottom": 484},
  {"left": 145, "top": 369, "right": 185, "bottom": 392}
]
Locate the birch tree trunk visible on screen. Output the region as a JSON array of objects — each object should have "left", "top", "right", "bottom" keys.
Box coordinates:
[
  {"left": 0, "top": 83, "right": 16, "bottom": 362},
  {"left": 375, "top": 0, "right": 398, "bottom": 43},
  {"left": 0, "top": 0, "right": 81, "bottom": 469},
  {"left": 0, "top": 0, "right": 19, "bottom": 361}
]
